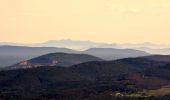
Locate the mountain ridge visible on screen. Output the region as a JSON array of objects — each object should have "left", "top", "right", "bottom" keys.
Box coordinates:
[
  {"left": 83, "top": 48, "right": 149, "bottom": 60},
  {"left": 9, "top": 53, "right": 103, "bottom": 69},
  {"left": 1, "top": 39, "right": 170, "bottom": 50},
  {"left": 0, "top": 46, "right": 150, "bottom": 67}
]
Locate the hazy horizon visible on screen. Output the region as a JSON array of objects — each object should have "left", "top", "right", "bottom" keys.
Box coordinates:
[{"left": 1, "top": 39, "right": 170, "bottom": 45}]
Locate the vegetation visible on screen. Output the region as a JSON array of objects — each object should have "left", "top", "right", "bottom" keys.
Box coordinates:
[{"left": 0, "top": 57, "right": 170, "bottom": 99}]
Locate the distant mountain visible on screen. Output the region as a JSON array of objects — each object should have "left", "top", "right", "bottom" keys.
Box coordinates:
[
  {"left": 1, "top": 40, "right": 170, "bottom": 50},
  {"left": 1, "top": 40, "right": 170, "bottom": 55},
  {"left": 120, "top": 42, "right": 170, "bottom": 49},
  {"left": 37, "top": 39, "right": 113, "bottom": 50},
  {"left": 0, "top": 39, "right": 120, "bottom": 50},
  {"left": 0, "top": 57, "right": 170, "bottom": 99},
  {"left": 9, "top": 53, "right": 103, "bottom": 69},
  {"left": 135, "top": 47, "right": 170, "bottom": 55},
  {"left": 83, "top": 48, "right": 149, "bottom": 60},
  {"left": 32, "top": 40, "right": 170, "bottom": 54},
  {"left": 0, "top": 46, "right": 77, "bottom": 67},
  {"left": 0, "top": 46, "right": 150, "bottom": 68}
]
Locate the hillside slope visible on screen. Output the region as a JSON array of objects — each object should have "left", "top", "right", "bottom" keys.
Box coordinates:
[
  {"left": 0, "top": 57, "right": 170, "bottom": 99},
  {"left": 0, "top": 46, "right": 78, "bottom": 67},
  {"left": 143, "top": 55, "right": 170, "bottom": 62},
  {"left": 9, "top": 53, "right": 103, "bottom": 69},
  {"left": 83, "top": 48, "right": 149, "bottom": 60}
]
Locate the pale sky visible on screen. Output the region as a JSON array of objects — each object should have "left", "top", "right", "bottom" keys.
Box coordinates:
[{"left": 0, "top": 0, "right": 170, "bottom": 44}]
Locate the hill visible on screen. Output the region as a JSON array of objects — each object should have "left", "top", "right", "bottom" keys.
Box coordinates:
[
  {"left": 0, "top": 57, "right": 170, "bottom": 99},
  {"left": 0, "top": 46, "right": 150, "bottom": 68},
  {"left": 143, "top": 55, "right": 170, "bottom": 62},
  {"left": 9, "top": 53, "right": 103, "bottom": 69},
  {"left": 83, "top": 48, "right": 149, "bottom": 60},
  {"left": 0, "top": 46, "right": 78, "bottom": 67},
  {"left": 142, "top": 63, "right": 170, "bottom": 80}
]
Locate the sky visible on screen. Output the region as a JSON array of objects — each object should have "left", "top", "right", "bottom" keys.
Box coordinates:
[{"left": 0, "top": 0, "right": 170, "bottom": 44}]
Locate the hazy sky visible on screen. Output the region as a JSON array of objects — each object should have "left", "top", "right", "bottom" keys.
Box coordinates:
[{"left": 0, "top": 0, "right": 170, "bottom": 44}]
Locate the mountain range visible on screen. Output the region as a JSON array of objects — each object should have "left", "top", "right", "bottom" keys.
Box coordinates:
[
  {"left": 1, "top": 39, "right": 170, "bottom": 54},
  {"left": 135, "top": 47, "right": 170, "bottom": 55},
  {"left": 0, "top": 39, "right": 119, "bottom": 50},
  {"left": 1, "top": 40, "right": 170, "bottom": 99},
  {"left": 0, "top": 46, "right": 149, "bottom": 67}
]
